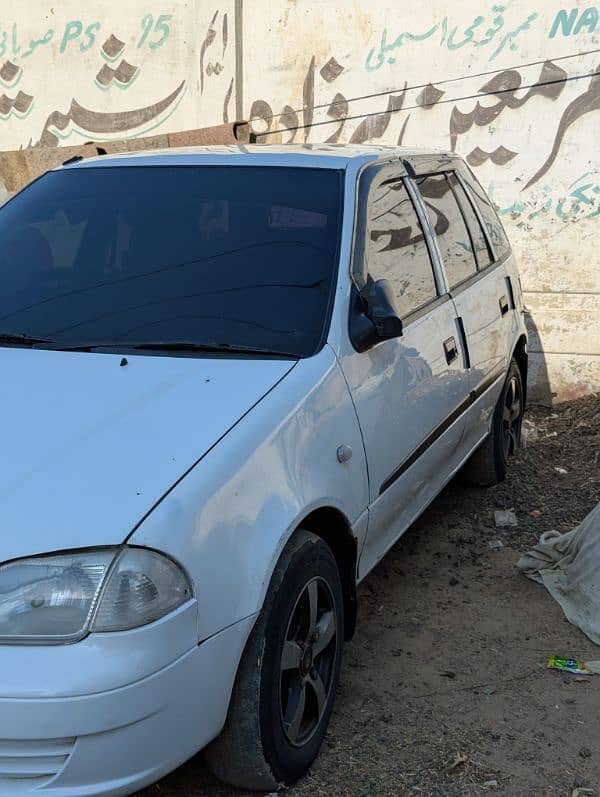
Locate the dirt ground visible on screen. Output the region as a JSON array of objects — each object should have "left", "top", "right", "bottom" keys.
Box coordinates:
[{"left": 138, "top": 393, "right": 600, "bottom": 797}]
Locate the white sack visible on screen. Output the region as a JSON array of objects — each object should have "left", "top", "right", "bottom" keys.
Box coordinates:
[{"left": 517, "top": 502, "right": 600, "bottom": 645}]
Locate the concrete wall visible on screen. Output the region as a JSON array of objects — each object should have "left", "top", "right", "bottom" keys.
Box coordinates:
[{"left": 1, "top": 1, "right": 598, "bottom": 402}]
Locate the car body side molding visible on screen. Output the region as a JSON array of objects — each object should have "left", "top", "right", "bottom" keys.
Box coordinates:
[{"left": 379, "top": 360, "right": 507, "bottom": 495}]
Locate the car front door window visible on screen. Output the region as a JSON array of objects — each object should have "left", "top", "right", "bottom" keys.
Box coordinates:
[{"left": 367, "top": 179, "right": 438, "bottom": 318}]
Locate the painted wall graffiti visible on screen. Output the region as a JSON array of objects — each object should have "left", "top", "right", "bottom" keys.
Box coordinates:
[
  {"left": 0, "top": 14, "right": 172, "bottom": 61},
  {"left": 247, "top": 51, "right": 600, "bottom": 198},
  {"left": 494, "top": 171, "right": 600, "bottom": 222},
  {"left": 549, "top": 6, "right": 599, "bottom": 37},
  {"left": 365, "top": 5, "right": 540, "bottom": 71},
  {"left": 0, "top": 3, "right": 235, "bottom": 150},
  {"left": 198, "top": 8, "right": 234, "bottom": 121},
  {"left": 37, "top": 80, "right": 186, "bottom": 147},
  {"left": 0, "top": 0, "right": 598, "bottom": 402}
]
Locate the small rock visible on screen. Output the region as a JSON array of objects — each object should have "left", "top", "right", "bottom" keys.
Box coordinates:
[
  {"left": 483, "top": 781, "right": 498, "bottom": 789},
  {"left": 579, "top": 747, "right": 592, "bottom": 758},
  {"left": 495, "top": 509, "right": 517, "bottom": 527},
  {"left": 522, "top": 425, "right": 538, "bottom": 446},
  {"left": 449, "top": 576, "right": 459, "bottom": 586},
  {"left": 488, "top": 539, "right": 503, "bottom": 550}
]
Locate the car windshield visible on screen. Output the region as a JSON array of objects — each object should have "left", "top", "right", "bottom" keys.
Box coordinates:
[{"left": 0, "top": 164, "right": 344, "bottom": 357}]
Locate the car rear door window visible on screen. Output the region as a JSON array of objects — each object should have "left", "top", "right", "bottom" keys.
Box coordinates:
[
  {"left": 447, "top": 173, "right": 492, "bottom": 270},
  {"left": 461, "top": 170, "right": 511, "bottom": 261},
  {"left": 367, "top": 179, "right": 438, "bottom": 318},
  {"left": 417, "top": 173, "right": 478, "bottom": 290}
]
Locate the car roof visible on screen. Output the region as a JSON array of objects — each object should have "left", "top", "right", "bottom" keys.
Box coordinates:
[{"left": 60, "top": 143, "right": 458, "bottom": 172}]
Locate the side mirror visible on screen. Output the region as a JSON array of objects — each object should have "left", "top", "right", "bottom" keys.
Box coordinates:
[
  {"left": 366, "top": 278, "right": 404, "bottom": 340},
  {"left": 349, "top": 278, "right": 403, "bottom": 352}
]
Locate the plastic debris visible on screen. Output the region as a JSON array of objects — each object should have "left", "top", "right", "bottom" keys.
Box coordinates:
[
  {"left": 494, "top": 509, "right": 517, "bottom": 527},
  {"left": 548, "top": 656, "right": 589, "bottom": 675},
  {"left": 483, "top": 781, "right": 498, "bottom": 789},
  {"left": 528, "top": 510, "right": 542, "bottom": 518},
  {"left": 547, "top": 656, "right": 600, "bottom": 676},
  {"left": 488, "top": 539, "right": 503, "bottom": 550},
  {"left": 554, "top": 466, "right": 568, "bottom": 475}
]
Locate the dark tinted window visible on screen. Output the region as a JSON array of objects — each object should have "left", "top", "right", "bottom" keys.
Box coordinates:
[
  {"left": 0, "top": 166, "right": 343, "bottom": 357},
  {"left": 448, "top": 173, "right": 492, "bottom": 270},
  {"left": 461, "top": 169, "right": 511, "bottom": 260},
  {"left": 418, "top": 174, "right": 478, "bottom": 289},
  {"left": 367, "top": 179, "right": 437, "bottom": 317}
]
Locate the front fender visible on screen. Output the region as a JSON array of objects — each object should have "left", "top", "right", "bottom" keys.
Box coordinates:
[{"left": 131, "top": 345, "right": 369, "bottom": 642}]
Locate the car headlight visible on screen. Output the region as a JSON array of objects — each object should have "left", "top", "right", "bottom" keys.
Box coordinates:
[{"left": 0, "top": 547, "right": 192, "bottom": 644}]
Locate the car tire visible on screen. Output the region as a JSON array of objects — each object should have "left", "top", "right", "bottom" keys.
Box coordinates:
[
  {"left": 463, "top": 358, "right": 524, "bottom": 487},
  {"left": 205, "top": 529, "right": 344, "bottom": 791}
]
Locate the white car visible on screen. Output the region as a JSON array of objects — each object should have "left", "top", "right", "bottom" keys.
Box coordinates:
[{"left": 0, "top": 145, "right": 526, "bottom": 795}]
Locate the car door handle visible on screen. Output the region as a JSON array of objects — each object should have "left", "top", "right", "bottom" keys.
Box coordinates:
[
  {"left": 499, "top": 295, "right": 509, "bottom": 316},
  {"left": 443, "top": 336, "right": 458, "bottom": 364}
]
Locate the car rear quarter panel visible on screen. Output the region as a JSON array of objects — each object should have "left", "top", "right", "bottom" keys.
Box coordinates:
[{"left": 130, "top": 344, "right": 369, "bottom": 642}]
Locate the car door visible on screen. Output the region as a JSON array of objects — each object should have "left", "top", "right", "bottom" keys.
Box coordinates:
[
  {"left": 338, "top": 164, "right": 470, "bottom": 579},
  {"left": 415, "top": 165, "right": 516, "bottom": 454}
]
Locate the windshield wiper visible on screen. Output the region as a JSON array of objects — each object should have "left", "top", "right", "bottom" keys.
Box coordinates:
[
  {"left": 0, "top": 332, "right": 58, "bottom": 347},
  {"left": 53, "top": 340, "right": 300, "bottom": 358},
  {"left": 125, "top": 341, "right": 301, "bottom": 358}
]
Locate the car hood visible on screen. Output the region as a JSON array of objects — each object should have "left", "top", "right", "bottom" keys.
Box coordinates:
[{"left": 0, "top": 348, "right": 295, "bottom": 562}]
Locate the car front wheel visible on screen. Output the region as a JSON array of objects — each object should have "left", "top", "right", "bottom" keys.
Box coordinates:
[{"left": 205, "top": 529, "right": 344, "bottom": 791}]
